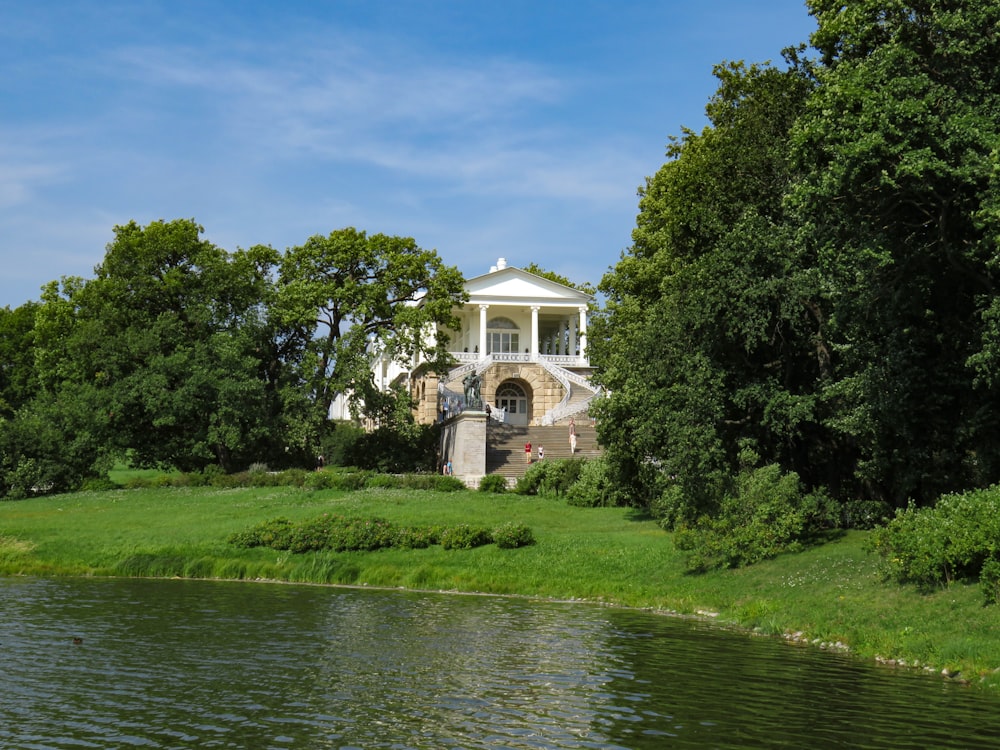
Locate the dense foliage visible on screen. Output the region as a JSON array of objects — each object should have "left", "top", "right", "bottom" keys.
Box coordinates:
[
  {"left": 0, "top": 221, "right": 465, "bottom": 496},
  {"left": 592, "top": 1, "right": 1000, "bottom": 527},
  {"left": 673, "top": 463, "right": 839, "bottom": 572},
  {"left": 868, "top": 485, "right": 1000, "bottom": 592},
  {"left": 228, "top": 514, "right": 534, "bottom": 553}
]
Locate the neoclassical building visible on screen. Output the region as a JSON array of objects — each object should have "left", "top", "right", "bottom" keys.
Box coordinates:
[{"left": 369, "top": 258, "right": 600, "bottom": 427}]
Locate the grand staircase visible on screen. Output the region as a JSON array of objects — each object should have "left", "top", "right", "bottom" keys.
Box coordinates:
[{"left": 485, "top": 418, "right": 602, "bottom": 483}]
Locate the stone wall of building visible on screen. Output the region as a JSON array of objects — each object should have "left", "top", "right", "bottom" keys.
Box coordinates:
[{"left": 481, "top": 363, "right": 564, "bottom": 425}]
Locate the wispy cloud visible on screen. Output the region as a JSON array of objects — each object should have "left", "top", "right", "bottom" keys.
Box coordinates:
[{"left": 99, "top": 34, "right": 632, "bottom": 205}]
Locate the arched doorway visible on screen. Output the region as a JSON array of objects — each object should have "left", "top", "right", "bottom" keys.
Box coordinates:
[{"left": 494, "top": 381, "right": 530, "bottom": 426}]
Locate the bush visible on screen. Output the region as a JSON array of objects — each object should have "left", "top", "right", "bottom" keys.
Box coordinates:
[
  {"left": 288, "top": 515, "right": 338, "bottom": 553},
  {"left": 228, "top": 515, "right": 523, "bottom": 554},
  {"left": 321, "top": 422, "right": 366, "bottom": 467},
  {"left": 328, "top": 517, "right": 398, "bottom": 552},
  {"left": 981, "top": 558, "right": 1000, "bottom": 606},
  {"left": 440, "top": 524, "right": 492, "bottom": 550},
  {"left": 566, "top": 458, "right": 616, "bottom": 507},
  {"left": 514, "top": 459, "right": 586, "bottom": 497},
  {"left": 227, "top": 517, "right": 295, "bottom": 549},
  {"left": 394, "top": 526, "right": 437, "bottom": 549},
  {"left": 478, "top": 474, "right": 508, "bottom": 494},
  {"left": 674, "top": 464, "right": 836, "bottom": 572},
  {"left": 514, "top": 461, "right": 550, "bottom": 495},
  {"left": 841, "top": 498, "right": 892, "bottom": 529},
  {"left": 430, "top": 475, "right": 466, "bottom": 492},
  {"left": 79, "top": 476, "right": 121, "bottom": 492},
  {"left": 304, "top": 469, "right": 370, "bottom": 491},
  {"left": 365, "top": 473, "right": 400, "bottom": 489},
  {"left": 492, "top": 522, "right": 534, "bottom": 549},
  {"left": 868, "top": 486, "right": 1000, "bottom": 588}
]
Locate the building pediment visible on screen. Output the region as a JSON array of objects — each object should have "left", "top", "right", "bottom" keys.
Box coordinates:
[{"left": 464, "top": 265, "right": 592, "bottom": 306}]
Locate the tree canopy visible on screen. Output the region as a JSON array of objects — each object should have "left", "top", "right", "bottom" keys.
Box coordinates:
[
  {"left": 592, "top": 0, "right": 1000, "bottom": 519},
  {"left": 0, "top": 220, "right": 464, "bottom": 495}
]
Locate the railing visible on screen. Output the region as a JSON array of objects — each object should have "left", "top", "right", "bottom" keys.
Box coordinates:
[
  {"left": 541, "top": 354, "right": 584, "bottom": 367},
  {"left": 444, "top": 354, "right": 494, "bottom": 385},
  {"left": 544, "top": 386, "right": 603, "bottom": 425},
  {"left": 542, "top": 361, "right": 594, "bottom": 390},
  {"left": 539, "top": 359, "right": 601, "bottom": 425},
  {"left": 438, "top": 353, "right": 599, "bottom": 425}
]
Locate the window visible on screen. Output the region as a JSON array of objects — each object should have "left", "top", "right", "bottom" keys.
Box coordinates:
[{"left": 487, "top": 317, "right": 519, "bottom": 355}]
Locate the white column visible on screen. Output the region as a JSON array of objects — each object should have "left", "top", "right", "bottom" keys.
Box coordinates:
[
  {"left": 578, "top": 306, "right": 588, "bottom": 362},
  {"left": 569, "top": 316, "right": 578, "bottom": 358},
  {"left": 479, "top": 304, "right": 488, "bottom": 358},
  {"left": 530, "top": 306, "right": 540, "bottom": 361}
]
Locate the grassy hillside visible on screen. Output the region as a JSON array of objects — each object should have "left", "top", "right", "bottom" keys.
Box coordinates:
[{"left": 1, "top": 483, "right": 998, "bottom": 691}]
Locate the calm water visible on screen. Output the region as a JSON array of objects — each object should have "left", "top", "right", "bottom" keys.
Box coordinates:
[{"left": 2, "top": 577, "right": 998, "bottom": 749}]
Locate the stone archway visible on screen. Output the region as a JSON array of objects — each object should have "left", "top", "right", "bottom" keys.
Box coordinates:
[{"left": 494, "top": 380, "right": 531, "bottom": 426}]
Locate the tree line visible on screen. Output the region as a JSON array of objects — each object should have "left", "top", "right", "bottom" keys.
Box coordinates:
[
  {"left": 590, "top": 0, "right": 1000, "bottom": 530},
  {"left": 0, "top": 222, "right": 466, "bottom": 497}
]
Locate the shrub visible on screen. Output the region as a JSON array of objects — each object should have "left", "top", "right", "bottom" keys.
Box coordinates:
[
  {"left": 478, "top": 474, "right": 508, "bottom": 494},
  {"left": 440, "top": 524, "right": 492, "bottom": 550},
  {"left": 841, "top": 498, "right": 892, "bottom": 529},
  {"left": 328, "top": 517, "right": 398, "bottom": 552},
  {"left": 514, "top": 461, "right": 550, "bottom": 495},
  {"left": 431, "top": 475, "right": 466, "bottom": 492},
  {"left": 304, "top": 469, "right": 370, "bottom": 491},
  {"left": 288, "top": 515, "right": 339, "bottom": 553},
  {"left": 492, "top": 522, "right": 534, "bottom": 549},
  {"left": 868, "top": 486, "right": 1000, "bottom": 588},
  {"left": 364, "top": 473, "right": 400, "bottom": 489},
  {"left": 566, "top": 458, "right": 615, "bottom": 507},
  {"left": 981, "top": 558, "right": 1000, "bottom": 606},
  {"left": 394, "top": 526, "right": 437, "bottom": 549},
  {"left": 228, "top": 517, "right": 295, "bottom": 549},
  {"left": 276, "top": 468, "right": 309, "bottom": 487},
  {"left": 674, "top": 464, "right": 835, "bottom": 572},
  {"left": 79, "top": 476, "right": 121, "bottom": 492}
]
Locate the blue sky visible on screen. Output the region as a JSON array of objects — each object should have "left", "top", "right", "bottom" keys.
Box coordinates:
[{"left": 0, "top": 0, "right": 817, "bottom": 308}]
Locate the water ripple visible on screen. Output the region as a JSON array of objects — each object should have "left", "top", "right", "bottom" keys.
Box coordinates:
[{"left": 2, "top": 578, "right": 999, "bottom": 749}]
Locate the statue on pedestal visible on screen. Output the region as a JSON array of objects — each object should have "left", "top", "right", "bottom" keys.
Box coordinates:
[{"left": 463, "top": 372, "right": 483, "bottom": 411}]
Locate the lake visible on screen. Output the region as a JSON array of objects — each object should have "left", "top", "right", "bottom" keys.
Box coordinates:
[{"left": 2, "top": 576, "right": 997, "bottom": 749}]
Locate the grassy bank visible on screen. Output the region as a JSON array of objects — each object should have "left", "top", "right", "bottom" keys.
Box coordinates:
[{"left": 2, "top": 483, "right": 999, "bottom": 691}]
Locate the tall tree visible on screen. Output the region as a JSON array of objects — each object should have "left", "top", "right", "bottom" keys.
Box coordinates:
[
  {"left": 0, "top": 302, "right": 39, "bottom": 418},
  {"left": 32, "top": 220, "right": 280, "bottom": 472},
  {"left": 591, "top": 55, "right": 819, "bottom": 519},
  {"left": 792, "top": 0, "right": 1000, "bottom": 504},
  {"left": 273, "top": 228, "right": 466, "bottom": 429}
]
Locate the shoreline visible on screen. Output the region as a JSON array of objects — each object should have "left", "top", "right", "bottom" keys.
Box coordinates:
[
  {"left": 5, "top": 568, "right": 978, "bottom": 688},
  {"left": 2, "top": 486, "right": 998, "bottom": 693}
]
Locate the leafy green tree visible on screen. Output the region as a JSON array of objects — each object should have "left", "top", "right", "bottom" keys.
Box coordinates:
[
  {"left": 31, "top": 220, "right": 281, "bottom": 473},
  {"left": 0, "top": 302, "right": 39, "bottom": 418},
  {"left": 591, "top": 55, "right": 819, "bottom": 519},
  {"left": 522, "top": 263, "right": 596, "bottom": 295},
  {"left": 273, "top": 228, "right": 467, "bottom": 431},
  {"left": 792, "top": 0, "right": 1000, "bottom": 504}
]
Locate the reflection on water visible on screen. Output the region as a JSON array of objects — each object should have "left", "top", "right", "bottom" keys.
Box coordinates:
[{"left": 1, "top": 577, "right": 997, "bottom": 749}]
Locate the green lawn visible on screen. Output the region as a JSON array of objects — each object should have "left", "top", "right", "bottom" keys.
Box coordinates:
[{"left": 2, "top": 484, "right": 999, "bottom": 691}]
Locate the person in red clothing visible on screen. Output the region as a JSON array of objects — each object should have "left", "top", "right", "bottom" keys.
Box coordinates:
[{"left": 525, "top": 441, "right": 532, "bottom": 464}]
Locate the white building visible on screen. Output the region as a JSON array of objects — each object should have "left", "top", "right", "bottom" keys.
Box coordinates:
[{"left": 371, "top": 258, "right": 600, "bottom": 427}]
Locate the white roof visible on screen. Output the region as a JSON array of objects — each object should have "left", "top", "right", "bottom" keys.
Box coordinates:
[{"left": 463, "top": 264, "right": 592, "bottom": 306}]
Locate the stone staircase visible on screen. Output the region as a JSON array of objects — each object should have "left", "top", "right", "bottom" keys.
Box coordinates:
[{"left": 485, "top": 418, "right": 601, "bottom": 483}]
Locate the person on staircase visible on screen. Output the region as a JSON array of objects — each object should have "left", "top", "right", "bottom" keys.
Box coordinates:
[{"left": 569, "top": 418, "right": 577, "bottom": 454}]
